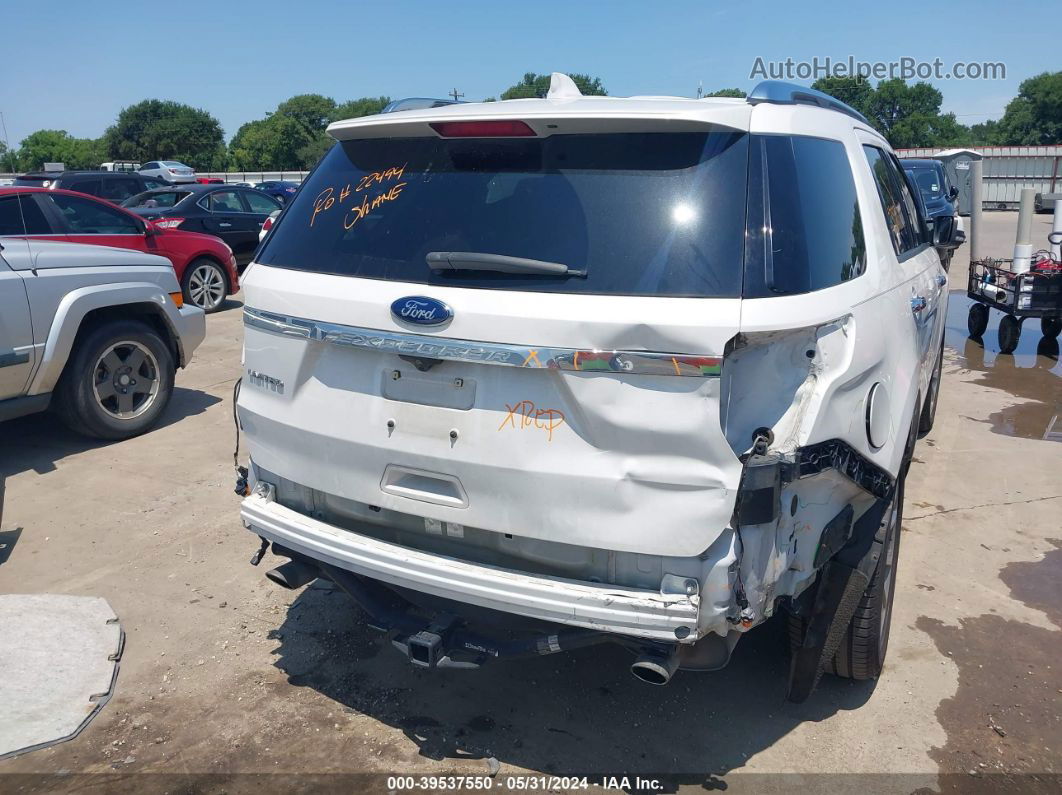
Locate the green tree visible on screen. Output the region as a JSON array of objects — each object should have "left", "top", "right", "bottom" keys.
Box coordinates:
[
  {"left": 329, "top": 96, "right": 391, "bottom": 122},
  {"left": 228, "top": 116, "right": 308, "bottom": 171},
  {"left": 274, "top": 94, "right": 336, "bottom": 134},
  {"left": 811, "top": 76, "right": 875, "bottom": 118},
  {"left": 993, "top": 71, "right": 1062, "bottom": 145},
  {"left": 500, "top": 72, "right": 606, "bottom": 100},
  {"left": 0, "top": 140, "right": 18, "bottom": 172},
  {"left": 13, "top": 130, "right": 104, "bottom": 170},
  {"left": 705, "top": 88, "right": 745, "bottom": 98},
  {"left": 103, "top": 100, "right": 226, "bottom": 171},
  {"left": 812, "top": 76, "right": 971, "bottom": 148},
  {"left": 968, "top": 119, "right": 1000, "bottom": 146}
]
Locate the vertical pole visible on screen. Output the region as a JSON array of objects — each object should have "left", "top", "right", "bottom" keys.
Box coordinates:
[
  {"left": 970, "top": 159, "right": 984, "bottom": 262},
  {"left": 1013, "top": 188, "right": 1035, "bottom": 273},
  {"left": 1051, "top": 201, "right": 1062, "bottom": 261}
]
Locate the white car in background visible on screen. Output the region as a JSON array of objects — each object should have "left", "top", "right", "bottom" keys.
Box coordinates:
[
  {"left": 139, "top": 161, "right": 196, "bottom": 184},
  {"left": 236, "top": 75, "right": 962, "bottom": 700}
]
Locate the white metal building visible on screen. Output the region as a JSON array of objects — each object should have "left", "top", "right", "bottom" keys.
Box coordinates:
[{"left": 896, "top": 145, "right": 1062, "bottom": 210}]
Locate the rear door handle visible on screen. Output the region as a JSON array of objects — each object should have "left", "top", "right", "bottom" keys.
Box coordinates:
[{"left": 219, "top": 222, "right": 232, "bottom": 228}]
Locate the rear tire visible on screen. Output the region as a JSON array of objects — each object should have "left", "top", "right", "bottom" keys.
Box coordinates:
[
  {"left": 918, "top": 342, "right": 944, "bottom": 437},
  {"left": 787, "top": 471, "right": 904, "bottom": 681},
  {"left": 998, "top": 314, "right": 1021, "bottom": 354},
  {"left": 967, "top": 303, "right": 989, "bottom": 338},
  {"left": 182, "top": 258, "right": 228, "bottom": 313},
  {"left": 54, "top": 320, "right": 175, "bottom": 440},
  {"left": 1042, "top": 316, "right": 1062, "bottom": 340}
]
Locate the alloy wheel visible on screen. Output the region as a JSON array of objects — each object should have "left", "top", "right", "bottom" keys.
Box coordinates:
[
  {"left": 91, "top": 341, "right": 161, "bottom": 419},
  {"left": 188, "top": 263, "right": 226, "bottom": 310}
]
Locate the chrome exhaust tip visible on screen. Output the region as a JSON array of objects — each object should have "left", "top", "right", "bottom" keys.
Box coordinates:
[{"left": 630, "top": 648, "right": 679, "bottom": 686}]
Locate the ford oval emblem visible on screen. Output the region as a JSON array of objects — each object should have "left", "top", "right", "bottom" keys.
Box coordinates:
[{"left": 390, "top": 296, "right": 453, "bottom": 326}]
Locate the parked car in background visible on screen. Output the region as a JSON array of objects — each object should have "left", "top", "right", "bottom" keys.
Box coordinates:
[
  {"left": 100, "top": 161, "right": 141, "bottom": 172},
  {"left": 238, "top": 78, "right": 962, "bottom": 698},
  {"left": 901, "top": 159, "right": 958, "bottom": 222},
  {"left": 259, "top": 209, "right": 281, "bottom": 242},
  {"left": 197, "top": 177, "right": 225, "bottom": 184},
  {"left": 1, "top": 209, "right": 205, "bottom": 438},
  {"left": 14, "top": 171, "right": 165, "bottom": 205},
  {"left": 139, "top": 161, "right": 196, "bottom": 184},
  {"left": 254, "top": 180, "right": 300, "bottom": 203},
  {"left": 902, "top": 159, "right": 963, "bottom": 267},
  {"left": 0, "top": 187, "right": 239, "bottom": 313},
  {"left": 122, "top": 184, "right": 282, "bottom": 268}
]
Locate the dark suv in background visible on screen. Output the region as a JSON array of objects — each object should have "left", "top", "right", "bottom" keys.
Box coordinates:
[{"left": 15, "top": 171, "right": 166, "bottom": 205}]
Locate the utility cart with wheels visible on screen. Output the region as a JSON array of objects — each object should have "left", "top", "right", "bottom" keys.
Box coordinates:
[{"left": 967, "top": 241, "right": 1062, "bottom": 354}]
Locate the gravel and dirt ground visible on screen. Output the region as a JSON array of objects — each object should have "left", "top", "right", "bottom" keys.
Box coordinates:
[{"left": 0, "top": 212, "right": 1059, "bottom": 793}]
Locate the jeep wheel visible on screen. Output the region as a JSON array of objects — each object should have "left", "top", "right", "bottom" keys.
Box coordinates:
[
  {"left": 55, "top": 320, "right": 175, "bottom": 440},
  {"left": 182, "top": 258, "right": 228, "bottom": 313},
  {"left": 918, "top": 342, "right": 944, "bottom": 437},
  {"left": 967, "top": 303, "right": 989, "bottom": 338},
  {"left": 1042, "top": 316, "right": 1062, "bottom": 340}
]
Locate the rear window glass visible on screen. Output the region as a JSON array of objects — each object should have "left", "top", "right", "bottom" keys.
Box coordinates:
[
  {"left": 257, "top": 131, "right": 749, "bottom": 297},
  {"left": 123, "top": 190, "right": 191, "bottom": 208}
]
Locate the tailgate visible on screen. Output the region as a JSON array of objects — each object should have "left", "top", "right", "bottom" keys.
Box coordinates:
[{"left": 239, "top": 268, "right": 742, "bottom": 557}]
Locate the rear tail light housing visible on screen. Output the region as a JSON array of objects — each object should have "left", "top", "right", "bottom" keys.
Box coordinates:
[
  {"left": 261, "top": 216, "right": 274, "bottom": 233},
  {"left": 153, "top": 217, "right": 185, "bottom": 229},
  {"left": 430, "top": 120, "right": 535, "bottom": 137}
]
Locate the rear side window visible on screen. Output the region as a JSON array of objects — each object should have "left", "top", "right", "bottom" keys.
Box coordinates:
[
  {"left": 863, "top": 146, "right": 924, "bottom": 256},
  {"left": 244, "top": 191, "right": 281, "bottom": 214},
  {"left": 0, "top": 195, "right": 51, "bottom": 234},
  {"left": 744, "top": 136, "right": 865, "bottom": 297},
  {"left": 205, "top": 190, "right": 246, "bottom": 212},
  {"left": 44, "top": 194, "right": 141, "bottom": 234},
  {"left": 62, "top": 178, "right": 102, "bottom": 196},
  {"left": 258, "top": 131, "right": 750, "bottom": 297},
  {"left": 99, "top": 177, "right": 142, "bottom": 202},
  {"left": 124, "top": 190, "right": 189, "bottom": 208},
  {"left": 0, "top": 196, "right": 24, "bottom": 234}
]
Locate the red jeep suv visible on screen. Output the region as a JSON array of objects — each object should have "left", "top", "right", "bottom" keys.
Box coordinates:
[{"left": 0, "top": 187, "right": 240, "bottom": 313}]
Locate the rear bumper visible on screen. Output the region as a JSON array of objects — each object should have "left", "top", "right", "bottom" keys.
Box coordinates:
[{"left": 240, "top": 493, "right": 702, "bottom": 643}]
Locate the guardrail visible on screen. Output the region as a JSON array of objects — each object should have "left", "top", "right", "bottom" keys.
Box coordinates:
[{"left": 0, "top": 171, "right": 310, "bottom": 184}]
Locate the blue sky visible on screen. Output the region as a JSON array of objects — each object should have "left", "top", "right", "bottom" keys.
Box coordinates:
[{"left": 0, "top": 0, "right": 1053, "bottom": 147}]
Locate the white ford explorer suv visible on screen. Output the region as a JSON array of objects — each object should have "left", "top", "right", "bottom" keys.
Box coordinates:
[{"left": 236, "top": 75, "right": 960, "bottom": 700}]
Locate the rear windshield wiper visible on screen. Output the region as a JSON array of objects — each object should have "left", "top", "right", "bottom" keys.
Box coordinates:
[{"left": 426, "top": 251, "right": 586, "bottom": 277}]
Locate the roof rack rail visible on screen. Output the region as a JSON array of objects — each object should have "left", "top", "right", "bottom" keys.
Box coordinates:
[{"left": 746, "top": 80, "right": 870, "bottom": 125}]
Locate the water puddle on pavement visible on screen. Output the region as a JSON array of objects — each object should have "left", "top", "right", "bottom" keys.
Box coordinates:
[
  {"left": 916, "top": 539, "right": 1062, "bottom": 789},
  {"left": 944, "top": 291, "right": 1061, "bottom": 442}
]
